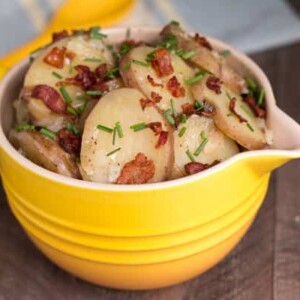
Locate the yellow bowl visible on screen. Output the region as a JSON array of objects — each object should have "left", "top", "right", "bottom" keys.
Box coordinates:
[{"left": 0, "top": 28, "right": 300, "bottom": 290}]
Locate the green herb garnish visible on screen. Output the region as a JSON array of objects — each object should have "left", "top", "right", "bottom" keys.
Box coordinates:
[
  {"left": 181, "top": 113, "right": 187, "bottom": 123},
  {"left": 122, "top": 61, "right": 131, "bottom": 70},
  {"left": 219, "top": 50, "right": 231, "bottom": 57},
  {"left": 247, "top": 123, "right": 254, "bottom": 132},
  {"left": 159, "top": 33, "right": 177, "bottom": 50},
  {"left": 66, "top": 106, "right": 78, "bottom": 116},
  {"left": 106, "top": 147, "right": 121, "bottom": 156},
  {"left": 69, "top": 59, "right": 73, "bottom": 74},
  {"left": 179, "top": 127, "right": 187, "bottom": 137},
  {"left": 52, "top": 72, "right": 63, "bottom": 79},
  {"left": 175, "top": 48, "right": 184, "bottom": 56},
  {"left": 194, "top": 100, "right": 204, "bottom": 111},
  {"left": 130, "top": 122, "right": 147, "bottom": 132},
  {"left": 15, "top": 124, "right": 35, "bottom": 132},
  {"left": 163, "top": 109, "right": 175, "bottom": 125},
  {"left": 186, "top": 149, "right": 196, "bottom": 162},
  {"left": 132, "top": 59, "right": 149, "bottom": 67},
  {"left": 227, "top": 113, "right": 233, "bottom": 117},
  {"left": 40, "top": 127, "right": 56, "bottom": 140},
  {"left": 112, "top": 127, "right": 117, "bottom": 145},
  {"left": 86, "top": 90, "right": 104, "bottom": 96},
  {"left": 194, "top": 131, "right": 208, "bottom": 156},
  {"left": 181, "top": 50, "right": 197, "bottom": 60},
  {"left": 245, "top": 77, "right": 257, "bottom": 92},
  {"left": 83, "top": 58, "right": 102, "bottom": 63},
  {"left": 96, "top": 124, "right": 113, "bottom": 133},
  {"left": 186, "top": 70, "right": 207, "bottom": 85},
  {"left": 66, "top": 123, "right": 80, "bottom": 135},
  {"left": 89, "top": 26, "right": 107, "bottom": 39},
  {"left": 115, "top": 122, "right": 124, "bottom": 138},
  {"left": 240, "top": 103, "right": 255, "bottom": 118},
  {"left": 76, "top": 102, "right": 87, "bottom": 114},
  {"left": 170, "top": 98, "right": 177, "bottom": 117},
  {"left": 76, "top": 94, "right": 90, "bottom": 101},
  {"left": 226, "top": 92, "right": 232, "bottom": 101},
  {"left": 60, "top": 86, "right": 72, "bottom": 104},
  {"left": 171, "top": 20, "right": 180, "bottom": 26},
  {"left": 146, "top": 51, "right": 155, "bottom": 63},
  {"left": 126, "top": 27, "right": 131, "bottom": 39},
  {"left": 257, "top": 88, "right": 265, "bottom": 106},
  {"left": 105, "top": 66, "right": 119, "bottom": 79}
]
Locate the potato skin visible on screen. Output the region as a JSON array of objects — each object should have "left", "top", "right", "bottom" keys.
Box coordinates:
[
  {"left": 120, "top": 46, "right": 195, "bottom": 114},
  {"left": 9, "top": 130, "right": 80, "bottom": 178},
  {"left": 80, "top": 88, "right": 173, "bottom": 183},
  {"left": 191, "top": 75, "right": 266, "bottom": 150}
]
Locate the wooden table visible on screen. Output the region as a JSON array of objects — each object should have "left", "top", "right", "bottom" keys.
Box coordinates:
[{"left": 1, "top": 42, "right": 300, "bottom": 300}]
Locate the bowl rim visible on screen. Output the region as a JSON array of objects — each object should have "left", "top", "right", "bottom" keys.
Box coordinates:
[{"left": 1, "top": 26, "right": 299, "bottom": 192}]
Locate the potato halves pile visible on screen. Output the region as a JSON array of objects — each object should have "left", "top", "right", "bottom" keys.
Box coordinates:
[{"left": 10, "top": 23, "right": 271, "bottom": 184}]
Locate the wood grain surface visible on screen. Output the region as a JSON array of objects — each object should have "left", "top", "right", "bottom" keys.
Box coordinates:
[{"left": 0, "top": 43, "right": 300, "bottom": 300}]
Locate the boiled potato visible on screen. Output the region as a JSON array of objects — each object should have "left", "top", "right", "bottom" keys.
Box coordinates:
[
  {"left": 161, "top": 23, "right": 247, "bottom": 95},
  {"left": 22, "top": 34, "right": 115, "bottom": 131},
  {"left": 80, "top": 88, "right": 173, "bottom": 183},
  {"left": 191, "top": 75, "right": 266, "bottom": 150},
  {"left": 120, "top": 46, "right": 195, "bottom": 113},
  {"left": 9, "top": 130, "right": 80, "bottom": 178},
  {"left": 172, "top": 115, "right": 239, "bottom": 178}
]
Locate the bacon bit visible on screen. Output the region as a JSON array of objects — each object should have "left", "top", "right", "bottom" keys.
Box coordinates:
[
  {"left": 116, "top": 153, "right": 155, "bottom": 184},
  {"left": 95, "top": 63, "right": 108, "bottom": 81},
  {"left": 65, "top": 51, "right": 76, "bottom": 60},
  {"left": 52, "top": 30, "right": 69, "bottom": 43},
  {"left": 119, "top": 39, "right": 146, "bottom": 49},
  {"left": 147, "top": 75, "right": 163, "bottom": 87},
  {"left": 91, "top": 82, "right": 109, "bottom": 94},
  {"left": 43, "top": 47, "right": 66, "bottom": 69},
  {"left": 185, "top": 160, "right": 219, "bottom": 175},
  {"left": 147, "top": 122, "right": 163, "bottom": 135},
  {"left": 151, "top": 48, "right": 174, "bottom": 77},
  {"left": 206, "top": 76, "right": 222, "bottom": 94},
  {"left": 167, "top": 76, "right": 185, "bottom": 97},
  {"left": 244, "top": 95, "right": 266, "bottom": 118},
  {"left": 32, "top": 85, "right": 66, "bottom": 114},
  {"left": 74, "top": 65, "right": 97, "bottom": 90},
  {"left": 155, "top": 131, "right": 168, "bottom": 148},
  {"left": 151, "top": 91, "right": 162, "bottom": 103},
  {"left": 57, "top": 128, "right": 81, "bottom": 156},
  {"left": 194, "top": 33, "right": 212, "bottom": 50},
  {"left": 140, "top": 98, "right": 154, "bottom": 110},
  {"left": 229, "top": 98, "right": 247, "bottom": 123},
  {"left": 181, "top": 103, "right": 195, "bottom": 115}
]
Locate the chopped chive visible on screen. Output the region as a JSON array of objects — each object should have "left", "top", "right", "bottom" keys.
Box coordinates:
[
  {"left": 219, "top": 50, "right": 231, "bottom": 57},
  {"left": 52, "top": 71, "right": 63, "bottom": 79},
  {"left": 105, "top": 66, "right": 119, "bottom": 79},
  {"left": 146, "top": 51, "right": 155, "bottom": 63},
  {"left": 96, "top": 124, "right": 113, "bottom": 133},
  {"left": 76, "top": 102, "right": 87, "bottom": 114},
  {"left": 175, "top": 48, "right": 184, "bottom": 56},
  {"left": 186, "top": 71, "right": 207, "bottom": 85},
  {"left": 240, "top": 103, "right": 255, "bottom": 118},
  {"left": 194, "top": 100, "right": 204, "bottom": 111},
  {"left": 186, "top": 149, "right": 196, "bottom": 162},
  {"left": 40, "top": 127, "right": 56, "bottom": 140},
  {"left": 67, "top": 106, "right": 78, "bottom": 116},
  {"left": 132, "top": 59, "right": 150, "bottom": 67},
  {"left": 76, "top": 94, "right": 90, "bottom": 101},
  {"left": 257, "top": 88, "right": 265, "bottom": 106},
  {"left": 126, "top": 27, "right": 131, "bottom": 39},
  {"left": 245, "top": 77, "right": 257, "bottom": 91},
  {"left": 83, "top": 58, "right": 102, "bottom": 63},
  {"left": 15, "top": 124, "right": 35, "bottom": 132},
  {"left": 66, "top": 123, "right": 80, "bottom": 135},
  {"left": 106, "top": 147, "right": 121, "bottom": 156},
  {"left": 227, "top": 112, "right": 233, "bottom": 117},
  {"left": 112, "top": 127, "right": 117, "bottom": 145},
  {"left": 60, "top": 86, "right": 72, "bottom": 104},
  {"left": 130, "top": 122, "right": 147, "bottom": 132},
  {"left": 86, "top": 90, "right": 104, "bottom": 96},
  {"left": 247, "top": 123, "right": 254, "bottom": 132},
  {"left": 69, "top": 59, "right": 73, "bottom": 74},
  {"left": 89, "top": 26, "right": 107, "bottom": 39},
  {"left": 29, "top": 56, "right": 34, "bottom": 63},
  {"left": 171, "top": 20, "right": 180, "bottom": 26},
  {"left": 163, "top": 109, "right": 175, "bottom": 125},
  {"left": 179, "top": 127, "right": 187, "bottom": 137},
  {"left": 159, "top": 33, "right": 177, "bottom": 50},
  {"left": 181, "top": 113, "right": 187, "bottom": 124},
  {"left": 119, "top": 43, "right": 132, "bottom": 56},
  {"left": 181, "top": 50, "right": 197, "bottom": 60},
  {"left": 200, "top": 130, "right": 206, "bottom": 140},
  {"left": 115, "top": 122, "right": 124, "bottom": 138},
  {"left": 194, "top": 138, "right": 208, "bottom": 156},
  {"left": 122, "top": 61, "right": 131, "bottom": 70},
  {"left": 170, "top": 98, "right": 177, "bottom": 117},
  {"left": 226, "top": 92, "right": 232, "bottom": 101}
]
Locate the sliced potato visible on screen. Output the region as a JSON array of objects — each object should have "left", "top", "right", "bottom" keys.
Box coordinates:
[
  {"left": 161, "top": 23, "right": 246, "bottom": 95},
  {"left": 191, "top": 75, "right": 266, "bottom": 150},
  {"left": 22, "top": 35, "right": 115, "bottom": 131},
  {"left": 9, "top": 130, "right": 80, "bottom": 178},
  {"left": 80, "top": 88, "right": 173, "bottom": 183},
  {"left": 172, "top": 114, "right": 239, "bottom": 178},
  {"left": 120, "top": 46, "right": 195, "bottom": 113}
]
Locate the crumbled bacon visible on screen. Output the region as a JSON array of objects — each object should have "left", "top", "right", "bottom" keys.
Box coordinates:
[
  {"left": 73, "top": 65, "right": 97, "bottom": 90},
  {"left": 155, "top": 131, "right": 168, "bottom": 148},
  {"left": 147, "top": 122, "right": 163, "bottom": 135},
  {"left": 206, "top": 76, "right": 222, "bottom": 94},
  {"left": 95, "top": 63, "right": 108, "bottom": 81},
  {"left": 147, "top": 75, "right": 163, "bottom": 87},
  {"left": 167, "top": 76, "right": 185, "bottom": 97},
  {"left": 65, "top": 51, "right": 76, "bottom": 60},
  {"left": 185, "top": 160, "right": 219, "bottom": 175},
  {"left": 151, "top": 48, "right": 174, "bottom": 77},
  {"left": 181, "top": 103, "right": 195, "bottom": 115},
  {"left": 244, "top": 95, "right": 266, "bottom": 118},
  {"left": 57, "top": 128, "right": 81, "bottom": 156},
  {"left": 229, "top": 98, "right": 247, "bottom": 123},
  {"left": 119, "top": 39, "right": 145, "bottom": 49},
  {"left": 52, "top": 30, "right": 69, "bottom": 43},
  {"left": 116, "top": 153, "right": 155, "bottom": 184},
  {"left": 151, "top": 91, "right": 162, "bottom": 103},
  {"left": 43, "top": 47, "right": 66, "bottom": 69},
  {"left": 140, "top": 98, "right": 154, "bottom": 110},
  {"left": 32, "top": 85, "right": 66, "bottom": 114},
  {"left": 194, "top": 33, "right": 212, "bottom": 50}
]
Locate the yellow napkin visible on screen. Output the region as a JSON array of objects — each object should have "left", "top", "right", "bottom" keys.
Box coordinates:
[{"left": 0, "top": 0, "right": 136, "bottom": 79}]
